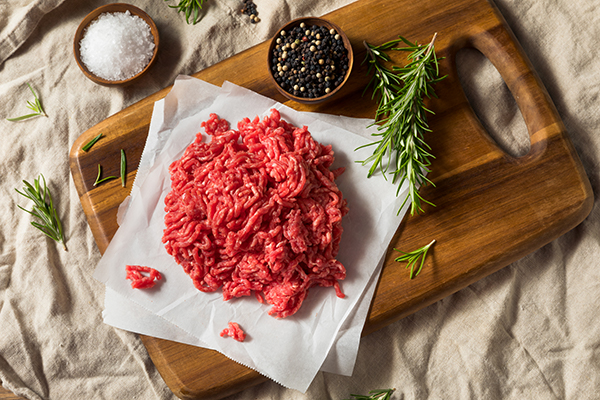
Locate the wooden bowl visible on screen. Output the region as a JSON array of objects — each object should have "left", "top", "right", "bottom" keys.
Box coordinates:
[
  {"left": 267, "top": 17, "right": 353, "bottom": 104},
  {"left": 73, "top": 3, "right": 159, "bottom": 86}
]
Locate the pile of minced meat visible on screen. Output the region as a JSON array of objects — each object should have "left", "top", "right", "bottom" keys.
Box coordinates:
[{"left": 162, "top": 109, "right": 348, "bottom": 318}]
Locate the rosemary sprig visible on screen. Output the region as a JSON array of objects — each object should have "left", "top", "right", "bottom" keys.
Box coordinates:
[
  {"left": 358, "top": 33, "right": 445, "bottom": 215},
  {"left": 360, "top": 39, "right": 403, "bottom": 113},
  {"left": 6, "top": 83, "right": 47, "bottom": 121},
  {"left": 16, "top": 174, "right": 67, "bottom": 251},
  {"left": 82, "top": 133, "right": 103, "bottom": 152},
  {"left": 394, "top": 239, "right": 435, "bottom": 279},
  {"left": 94, "top": 164, "right": 117, "bottom": 186},
  {"left": 344, "top": 388, "right": 395, "bottom": 400},
  {"left": 165, "top": 0, "right": 206, "bottom": 24}
]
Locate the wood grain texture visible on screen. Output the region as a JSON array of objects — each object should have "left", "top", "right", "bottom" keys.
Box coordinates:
[
  {"left": 69, "top": 0, "right": 593, "bottom": 398},
  {"left": 0, "top": 387, "right": 24, "bottom": 400}
]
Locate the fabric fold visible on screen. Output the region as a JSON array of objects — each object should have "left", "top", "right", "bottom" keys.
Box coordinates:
[{"left": 0, "top": 0, "right": 67, "bottom": 66}]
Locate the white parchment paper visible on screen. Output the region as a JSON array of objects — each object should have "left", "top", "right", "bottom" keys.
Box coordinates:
[{"left": 94, "top": 75, "right": 410, "bottom": 392}]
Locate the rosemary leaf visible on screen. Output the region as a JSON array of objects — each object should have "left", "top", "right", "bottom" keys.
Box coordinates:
[
  {"left": 344, "top": 388, "right": 396, "bottom": 400},
  {"left": 82, "top": 133, "right": 103, "bottom": 152},
  {"left": 120, "top": 149, "right": 127, "bottom": 187},
  {"left": 6, "top": 113, "right": 43, "bottom": 122},
  {"left": 94, "top": 164, "right": 117, "bottom": 186},
  {"left": 358, "top": 34, "right": 446, "bottom": 215},
  {"left": 394, "top": 239, "right": 435, "bottom": 279},
  {"left": 6, "top": 83, "right": 46, "bottom": 122},
  {"left": 16, "top": 174, "right": 67, "bottom": 251}
]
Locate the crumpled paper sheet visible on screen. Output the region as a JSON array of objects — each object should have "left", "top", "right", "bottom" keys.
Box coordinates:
[{"left": 93, "top": 75, "right": 410, "bottom": 392}]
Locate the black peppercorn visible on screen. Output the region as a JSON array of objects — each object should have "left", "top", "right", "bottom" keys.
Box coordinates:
[
  {"left": 271, "top": 22, "right": 349, "bottom": 99},
  {"left": 241, "top": 0, "right": 260, "bottom": 23}
]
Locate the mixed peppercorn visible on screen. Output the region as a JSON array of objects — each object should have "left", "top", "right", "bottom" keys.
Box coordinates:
[
  {"left": 240, "top": 0, "right": 260, "bottom": 23},
  {"left": 270, "top": 22, "right": 350, "bottom": 99}
]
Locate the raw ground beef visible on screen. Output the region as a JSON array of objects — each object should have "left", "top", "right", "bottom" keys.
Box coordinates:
[
  {"left": 162, "top": 109, "right": 348, "bottom": 318},
  {"left": 220, "top": 322, "right": 246, "bottom": 342},
  {"left": 126, "top": 265, "right": 162, "bottom": 289}
]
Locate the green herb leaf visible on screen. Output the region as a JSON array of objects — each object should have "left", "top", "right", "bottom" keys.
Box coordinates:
[
  {"left": 394, "top": 239, "right": 435, "bottom": 279},
  {"left": 93, "top": 164, "right": 117, "bottom": 186},
  {"left": 165, "top": 0, "right": 206, "bottom": 24},
  {"left": 16, "top": 174, "right": 67, "bottom": 251},
  {"left": 358, "top": 34, "right": 446, "bottom": 215},
  {"left": 344, "top": 388, "right": 396, "bottom": 400},
  {"left": 6, "top": 83, "right": 47, "bottom": 122},
  {"left": 82, "top": 133, "right": 103, "bottom": 152},
  {"left": 120, "top": 149, "right": 127, "bottom": 187}
]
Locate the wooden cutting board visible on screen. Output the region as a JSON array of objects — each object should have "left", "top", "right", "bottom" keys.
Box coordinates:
[{"left": 69, "top": 0, "right": 593, "bottom": 398}]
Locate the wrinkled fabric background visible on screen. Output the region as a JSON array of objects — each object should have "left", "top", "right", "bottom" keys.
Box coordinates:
[{"left": 0, "top": 0, "right": 598, "bottom": 399}]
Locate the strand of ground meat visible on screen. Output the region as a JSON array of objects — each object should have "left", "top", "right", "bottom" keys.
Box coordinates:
[
  {"left": 162, "top": 109, "right": 348, "bottom": 318},
  {"left": 126, "top": 265, "right": 162, "bottom": 289},
  {"left": 220, "top": 322, "right": 246, "bottom": 342}
]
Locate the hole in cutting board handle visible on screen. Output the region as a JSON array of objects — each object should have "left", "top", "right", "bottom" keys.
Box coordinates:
[{"left": 456, "top": 47, "right": 530, "bottom": 158}]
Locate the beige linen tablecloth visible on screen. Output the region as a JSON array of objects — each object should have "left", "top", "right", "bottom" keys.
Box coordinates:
[{"left": 1, "top": 0, "right": 598, "bottom": 399}]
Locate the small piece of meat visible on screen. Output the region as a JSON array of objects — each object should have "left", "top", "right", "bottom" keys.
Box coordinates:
[
  {"left": 126, "top": 265, "right": 162, "bottom": 289},
  {"left": 220, "top": 322, "right": 246, "bottom": 342},
  {"left": 162, "top": 108, "right": 348, "bottom": 318}
]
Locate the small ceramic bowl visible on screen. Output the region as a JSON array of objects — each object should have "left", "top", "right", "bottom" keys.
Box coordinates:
[
  {"left": 73, "top": 3, "right": 159, "bottom": 86},
  {"left": 267, "top": 17, "right": 353, "bottom": 104}
]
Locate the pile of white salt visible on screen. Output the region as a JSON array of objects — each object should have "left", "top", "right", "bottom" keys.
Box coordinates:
[{"left": 79, "top": 11, "right": 155, "bottom": 81}]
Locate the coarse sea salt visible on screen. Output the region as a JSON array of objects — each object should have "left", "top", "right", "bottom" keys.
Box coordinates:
[{"left": 79, "top": 11, "right": 155, "bottom": 82}]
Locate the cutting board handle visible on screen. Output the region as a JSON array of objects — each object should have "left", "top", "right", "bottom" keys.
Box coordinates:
[{"left": 467, "top": 17, "right": 561, "bottom": 154}]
